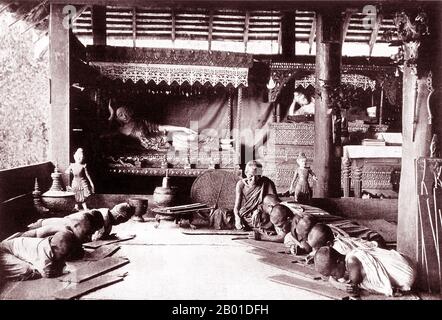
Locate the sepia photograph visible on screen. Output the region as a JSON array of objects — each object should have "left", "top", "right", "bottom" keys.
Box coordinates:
[{"left": 0, "top": 0, "right": 441, "bottom": 308}]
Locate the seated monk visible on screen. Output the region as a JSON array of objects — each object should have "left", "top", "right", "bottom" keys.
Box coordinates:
[
  {"left": 0, "top": 230, "right": 82, "bottom": 282},
  {"left": 233, "top": 160, "right": 277, "bottom": 230},
  {"left": 27, "top": 203, "right": 135, "bottom": 242},
  {"left": 314, "top": 246, "right": 416, "bottom": 297},
  {"left": 21, "top": 210, "right": 104, "bottom": 243}
]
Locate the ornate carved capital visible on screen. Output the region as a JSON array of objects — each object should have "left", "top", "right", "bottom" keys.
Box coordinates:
[{"left": 392, "top": 10, "right": 429, "bottom": 74}]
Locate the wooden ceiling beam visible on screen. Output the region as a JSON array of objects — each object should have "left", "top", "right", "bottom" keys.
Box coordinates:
[
  {"left": 243, "top": 11, "right": 250, "bottom": 53},
  {"left": 341, "top": 9, "right": 355, "bottom": 43},
  {"left": 171, "top": 8, "right": 176, "bottom": 42},
  {"left": 48, "top": 1, "right": 401, "bottom": 11},
  {"left": 208, "top": 9, "right": 213, "bottom": 50},
  {"left": 132, "top": 7, "right": 137, "bottom": 47},
  {"left": 308, "top": 12, "right": 316, "bottom": 54}
]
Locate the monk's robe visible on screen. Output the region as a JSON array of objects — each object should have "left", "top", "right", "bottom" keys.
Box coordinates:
[
  {"left": 346, "top": 248, "right": 416, "bottom": 296},
  {"left": 238, "top": 176, "right": 277, "bottom": 228},
  {"left": 332, "top": 234, "right": 379, "bottom": 255}
]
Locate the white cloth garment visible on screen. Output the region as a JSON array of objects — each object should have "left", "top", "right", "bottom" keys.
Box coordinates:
[
  {"left": 332, "top": 234, "right": 378, "bottom": 255},
  {"left": 0, "top": 237, "right": 54, "bottom": 278},
  {"left": 345, "top": 248, "right": 416, "bottom": 296}
]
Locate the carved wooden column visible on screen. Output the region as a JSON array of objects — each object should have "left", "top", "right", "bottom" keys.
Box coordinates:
[
  {"left": 49, "top": 3, "right": 72, "bottom": 185},
  {"left": 352, "top": 160, "right": 363, "bottom": 198},
  {"left": 342, "top": 156, "right": 351, "bottom": 197},
  {"left": 313, "top": 10, "right": 343, "bottom": 198},
  {"left": 396, "top": 9, "right": 441, "bottom": 292}
]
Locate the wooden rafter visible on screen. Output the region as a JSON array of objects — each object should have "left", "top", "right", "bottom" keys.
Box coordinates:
[
  {"left": 208, "top": 9, "right": 213, "bottom": 50},
  {"left": 369, "top": 13, "right": 383, "bottom": 56},
  {"left": 341, "top": 9, "right": 355, "bottom": 43},
  {"left": 171, "top": 8, "right": 176, "bottom": 43},
  {"left": 308, "top": 12, "right": 316, "bottom": 54},
  {"left": 244, "top": 11, "right": 250, "bottom": 53},
  {"left": 132, "top": 7, "right": 137, "bottom": 47},
  {"left": 0, "top": 2, "right": 13, "bottom": 15},
  {"left": 277, "top": 18, "right": 282, "bottom": 54},
  {"left": 8, "top": 1, "right": 49, "bottom": 28}
]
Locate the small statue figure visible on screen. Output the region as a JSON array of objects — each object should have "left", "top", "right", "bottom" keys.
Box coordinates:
[
  {"left": 288, "top": 153, "right": 317, "bottom": 204},
  {"left": 66, "top": 148, "right": 95, "bottom": 211}
]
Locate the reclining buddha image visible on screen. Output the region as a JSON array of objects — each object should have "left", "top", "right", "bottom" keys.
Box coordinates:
[{"left": 102, "top": 99, "right": 204, "bottom": 155}]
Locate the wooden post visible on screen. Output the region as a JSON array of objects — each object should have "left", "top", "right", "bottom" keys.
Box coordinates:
[
  {"left": 92, "top": 5, "right": 106, "bottom": 46},
  {"left": 235, "top": 87, "right": 243, "bottom": 167},
  {"left": 281, "top": 12, "right": 296, "bottom": 58},
  {"left": 353, "top": 161, "right": 363, "bottom": 198},
  {"left": 342, "top": 156, "right": 351, "bottom": 197},
  {"left": 379, "top": 89, "right": 384, "bottom": 125},
  {"left": 49, "top": 3, "right": 72, "bottom": 185},
  {"left": 397, "top": 43, "right": 433, "bottom": 287},
  {"left": 313, "top": 11, "right": 343, "bottom": 198}
]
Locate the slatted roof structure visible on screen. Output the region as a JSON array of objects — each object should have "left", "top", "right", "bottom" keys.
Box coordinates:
[
  {"left": 71, "top": 6, "right": 398, "bottom": 56},
  {"left": 1, "top": 1, "right": 398, "bottom": 56}
]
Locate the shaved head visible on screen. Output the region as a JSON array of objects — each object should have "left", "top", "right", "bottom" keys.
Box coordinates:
[
  {"left": 50, "top": 230, "right": 82, "bottom": 261},
  {"left": 307, "top": 223, "right": 334, "bottom": 251},
  {"left": 262, "top": 194, "right": 281, "bottom": 214},
  {"left": 269, "top": 205, "right": 292, "bottom": 227},
  {"left": 295, "top": 214, "right": 318, "bottom": 241}
]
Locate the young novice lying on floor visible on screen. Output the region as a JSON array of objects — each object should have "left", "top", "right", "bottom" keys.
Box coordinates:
[
  {"left": 303, "top": 223, "right": 381, "bottom": 264},
  {"left": 313, "top": 245, "right": 416, "bottom": 297},
  {"left": 0, "top": 230, "right": 82, "bottom": 282},
  {"left": 27, "top": 203, "right": 134, "bottom": 242},
  {"left": 249, "top": 204, "right": 293, "bottom": 242},
  {"left": 22, "top": 210, "right": 104, "bottom": 243}
]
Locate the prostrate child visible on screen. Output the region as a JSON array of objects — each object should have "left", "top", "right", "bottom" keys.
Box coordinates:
[
  {"left": 314, "top": 245, "right": 416, "bottom": 296},
  {"left": 27, "top": 202, "right": 135, "bottom": 241},
  {"left": 23, "top": 209, "right": 104, "bottom": 243},
  {"left": 307, "top": 223, "right": 380, "bottom": 255},
  {"left": 250, "top": 204, "right": 294, "bottom": 242},
  {"left": 0, "top": 230, "right": 82, "bottom": 282}
]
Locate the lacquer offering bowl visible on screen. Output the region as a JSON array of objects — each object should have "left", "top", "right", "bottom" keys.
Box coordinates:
[{"left": 41, "top": 190, "right": 76, "bottom": 213}]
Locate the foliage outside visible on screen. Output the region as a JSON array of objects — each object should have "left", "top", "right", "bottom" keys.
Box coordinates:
[{"left": 0, "top": 12, "right": 49, "bottom": 170}]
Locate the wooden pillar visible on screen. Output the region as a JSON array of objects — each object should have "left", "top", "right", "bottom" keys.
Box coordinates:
[
  {"left": 92, "top": 5, "right": 106, "bottom": 45},
  {"left": 397, "top": 9, "right": 441, "bottom": 292},
  {"left": 313, "top": 11, "right": 343, "bottom": 198},
  {"left": 281, "top": 12, "right": 296, "bottom": 58},
  {"left": 49, "top": 4, "right": 72, "bottom": 185},
  {"left": 398, "top": 53, "right": 433, "bottom": 289},
  {"left": 235, "top": 86, "right": 243, "bottom": 167},
  {"left": 342, "top": 156, "right": 351, "bottom": 197}
]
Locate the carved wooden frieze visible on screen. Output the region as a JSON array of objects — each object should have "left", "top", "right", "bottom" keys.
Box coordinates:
[
  {"left": 268, "top": 62, "right": 396, "bottom": 102},
  {"left": 86, "top": 45, "right": 254, "bottom": 68}
]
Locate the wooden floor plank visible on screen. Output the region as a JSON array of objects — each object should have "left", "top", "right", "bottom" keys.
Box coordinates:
[
  {"left": 238, "top": 239, "right": 289, "bottom": 255},
  {"left": 258, "top": 255, "right": 322, "bottom": 280},
  {"left": 53, "top": 275, "right": 124, "bottom": 300},
  {"left": 182, "top": 229, "right": 249, "bottom": 236},
  {"left": 82, "top": 235, "right": 136, "bottom": 249},
  {"left": 269, "top": 274, "right": 350, "bottom": 300},
  {"left": 83, "top": 245, "right": 120, "bottom": 261},
  {"left": 58, "top": 257, "right": 129, "bottom": 283}
]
